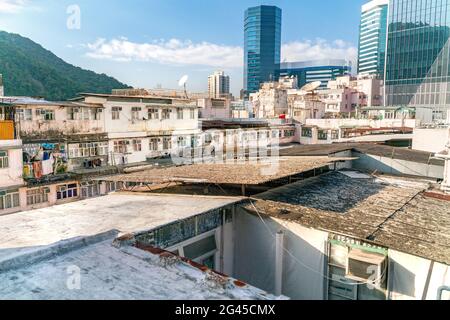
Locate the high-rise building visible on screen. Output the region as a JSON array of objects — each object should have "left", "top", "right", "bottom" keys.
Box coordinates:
[
  {"left": 278, "top": 59, "right": 352, "bottom": 89},
  {"left": 385, "top": 0, "right": 450, "bottom": 123},
  {"left": 244, "top": 5, "right": 282, "bottom": 95},
  {"left": 208, "top": 71, "right": 230, "bottom": 99},
  {"left": 357, "top": 0, "right": 389, "bottom": 78}
]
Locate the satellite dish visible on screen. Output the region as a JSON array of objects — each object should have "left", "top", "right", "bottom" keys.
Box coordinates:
[
  {"left": 178, "top": 75, "right": 189, "bottom": 87},
  {"left": 300, "top": 81, "right": 322, "bottom": 92}
]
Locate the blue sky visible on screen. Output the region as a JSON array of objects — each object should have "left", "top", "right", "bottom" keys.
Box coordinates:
[{"left": 0, "top": 0, "right": 367, "bottom": 96}]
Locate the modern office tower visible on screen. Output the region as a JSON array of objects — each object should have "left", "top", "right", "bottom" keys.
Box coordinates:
[
  {"left": 278, "top": 59, "right": 352, "bottom": 89},
  {"left": 208, "top": 71, "right": 230, "bottom": 99},
  {"left": 357, "top": 0, "right": 389, "bottom": 78},
  {"left": 385, "top": 0, "right": 450, "bottom": 123},
  {"left": 244, "top": 5, "right": 282, "bottom": 95}
]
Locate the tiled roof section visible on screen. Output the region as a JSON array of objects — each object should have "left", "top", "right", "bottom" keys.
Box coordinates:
[
  {"left": 97, "top": 157, "right": 349, "bottom": 185},
  {"left": 243, "top": 172, "right": 450, "bottom": 265}
]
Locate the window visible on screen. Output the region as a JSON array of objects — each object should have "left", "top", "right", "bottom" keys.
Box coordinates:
[
  {"left": 80, "top": 181, "right": 100, "bottom": 199},
  {"left": 163, "top": 137, "right": 172, "bottom": 150},
  {"left": 161, "top": 108, "right": 172, "bottom": 120},
  {"left": 112, "top": 107, "right": 122, "bottom": 120},
  {"left": 190, "top": 109, "right": 196, "bottom": 119},
  {"left": 68, "top": 142, "right": 108, "bottom": 158},
  {"left": 56, "top": 183, "right": 78, "bottom": 200},
  {"left": 113, "top": 140, "right": 129, "bottom": 153},
  {"left": 177, "top": 136, "right": 186, "bottom": 147},
  {"left": 331, "top": 130, "right": 340, "bottom": 140},
  {"left": 301, "top": 128, "right": 313, "bottom": 138},
  {"left": 284, "top": 130, "right": 295, "bottom": 137},
  {"left": 149, "top": 138, "right": 159, "bottom": 151},
  {"left": 26, "top": 188, "right": 50, "bottom": 205},
  {"left": 106, "top": 181, "right": 123, "bottom": 193},
  {"left": 148, "top": 108, "right": 159, "bottom": 120},
  {"left": 34, "top": 109, "right": 54, "bottom": 121},
  {"left": 17, "top": 109, "right": 32, "bottom": 121},
  {"left": 131, "top": 107, "right": 142, "bottom": 121},
  {"left": 67, "top": 107, "right": 81, "bottom": 120},
  {"left": 0, "top": 189, "right": 20, "bottom": 210},
  {"left": 132, "top": 139, "right": 142, "bottom": 152},
  {"left": 177, "top": 108, "right": 184, "bottom": 119},
  {"left": 0, "top": 151, "right": 8, "bottom": 168},
  {"left": 318, "top": 130, "right": 328, "bottom": 140}
]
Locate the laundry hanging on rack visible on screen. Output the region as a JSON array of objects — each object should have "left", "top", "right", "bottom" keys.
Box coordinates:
[
  {"left": 32, "top": 161, "right": 43, "bottom": 179},
  {"left": 42, "top": 159, "right": 54, "bottom": 175}
]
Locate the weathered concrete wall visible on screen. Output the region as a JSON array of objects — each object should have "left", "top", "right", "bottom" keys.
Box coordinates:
[
  {"left": 412, "top": 128, "right": 449, "bottom": 153},
  {"left": 352, "top": 152, "right": 444, "bottom": 179}
]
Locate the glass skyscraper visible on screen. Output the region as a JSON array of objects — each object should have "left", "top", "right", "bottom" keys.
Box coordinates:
[
  {"left": 357, "top": 0, "right": 389, "bottom": 78},
  {"left": 244, "top": 5, "right": 282, "bottom": 95},
  {"left": 385, "top": 0, "right": 450, "bottom": 122},
  {"left": 278, "top": 59, "right": 352, "bottom": 89}
]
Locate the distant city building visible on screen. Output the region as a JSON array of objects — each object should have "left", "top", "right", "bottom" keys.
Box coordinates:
[
  {"left": 208, "top": 71, "right": 231, "bottom": 99},
  {"left": 0, "top": 74, "right": 4, "bottom": 97},
  {"left": 385, "top": 0, "right": 450, "bottom": 124},
  {"left": 244, "top": 5, "right": 282, "bottom": 95},
  {"left": 278, "top": 59, "right": 352, "bottom": 90},
  {"left": 357, "top": 0, "right": 388, "bottom": 78}
]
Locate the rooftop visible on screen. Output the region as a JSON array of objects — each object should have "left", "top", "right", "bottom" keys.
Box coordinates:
[
  {"left": 243, "top": 171, "right": 450, "bottom": 265},
  {"left": 0, "top": 235, "right": 280, "bottom": 300},
  {"left": 0, "top": 193, "right": 241, "bottom": 264},
  {"left": 95, "top": 157, "right": 349, "bottom": 186}
]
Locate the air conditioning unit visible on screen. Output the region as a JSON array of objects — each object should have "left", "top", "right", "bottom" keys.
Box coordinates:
[{"left": 346, "top": 249, "right": 387, "bottom": 284}]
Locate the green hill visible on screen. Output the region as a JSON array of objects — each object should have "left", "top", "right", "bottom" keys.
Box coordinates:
[{"left": 0, "top": 31, "right": 130, "bottom": 100}]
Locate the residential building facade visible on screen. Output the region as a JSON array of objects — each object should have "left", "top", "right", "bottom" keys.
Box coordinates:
[
  {"left": 244, "top": 5, "right": 282, "bottom": 95},
  {"left": 357, "top": 0, "right": 389, "bottom": 78}
]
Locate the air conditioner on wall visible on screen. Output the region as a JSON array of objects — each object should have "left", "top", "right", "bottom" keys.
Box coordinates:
[{"left": 346, "top": 249, "right": 387, "bottom": 284}]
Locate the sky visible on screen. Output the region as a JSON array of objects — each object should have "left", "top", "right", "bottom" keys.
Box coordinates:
[{"left": 0, "top": 0, "right": 367, "bottom": 96}]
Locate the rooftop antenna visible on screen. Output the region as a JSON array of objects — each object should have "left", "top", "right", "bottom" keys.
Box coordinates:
[{"left": 178, "top": 75, "right": 189, "bottom": 99}]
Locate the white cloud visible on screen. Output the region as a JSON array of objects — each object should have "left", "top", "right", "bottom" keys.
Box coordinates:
[
  {"left": 281, "top": 39, "right": 358, "bottom": 68},
  {"left": 85, "top": 38, "right": 243, "bottom": 68},
  {"left": 0, "top": 0, "right": 28, "bottom": 13},
  {"left": 84, "top": 37, "right": 357, "bottom": 71}
]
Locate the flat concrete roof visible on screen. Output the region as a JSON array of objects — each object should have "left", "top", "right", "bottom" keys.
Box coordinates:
[
  {"left": 0, "top": 237, "right": 281, "bottom": 300},
  {"left": 0, "top": 193, "right": 241, "bottom": 264},
  {"left": 243, "top": 171, "right": 450, "bottom": 265}
]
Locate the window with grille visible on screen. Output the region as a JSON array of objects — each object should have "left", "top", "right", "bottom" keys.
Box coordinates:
[
  {"left": 149, "top": 138, "right": 159, "bottom": 151},
  {"left": 132, "top": 139, "right": 142, "bottom": 152},
  {"left": 161, "top": 108, "right": 172, "bottom": 119},
  {"left": 0, "top": 189, "right": 20, "bottom": 210},
  {"left": 112, "top": 107, "right": 122, "bottom": 120},
  {"left": 26, "top": 188, "right": 50, "bottom": 205},
  {"left": 177, "top": 108, "right": 184, "bottom": 119},
  {"left": 148, "top": 108, "right": 159, "bottom": 120},
  {"left": 163, "top": 137, "right": 172, "bottom": 150},
  {"left": 131, "top": 107, "right": 142, "bottom": 121},
  {"left": 318, "top": 130, "right": 328, "bottom": 140},
  {"left": 56, "top": 183, "right": 78, "bottom": 200},
  {"left": 113, "top": 140, "right": 129, "bottom": 153},
  {"left": 0, "top": 151, "right": 8, "bottom": 168}
]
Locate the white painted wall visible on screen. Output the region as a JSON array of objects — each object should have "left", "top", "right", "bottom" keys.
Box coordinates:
[
  {"left": 233, "top": 209, "right": 329, "bottom": 300},
  {"left": 0, "top": 140, "right": 24, "bottom": 189},
  {"left": 412, "top": 128, "right": 450, "bottom": 153}
]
